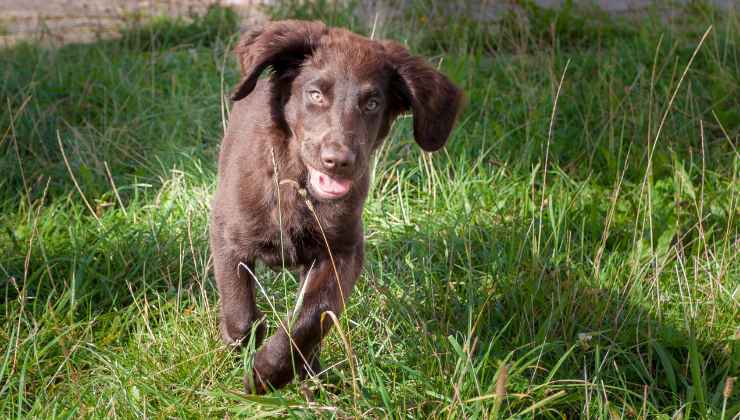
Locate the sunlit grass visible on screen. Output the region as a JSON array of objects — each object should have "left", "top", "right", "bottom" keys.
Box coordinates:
[{"left": 1, "top": 1, "right": 738, "bottom": 418}]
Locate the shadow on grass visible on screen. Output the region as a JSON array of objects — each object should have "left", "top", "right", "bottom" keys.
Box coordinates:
[
  {"left": 362, "top": 219, "right": 738, "bottom": 416},
  {"left": 0, "top": 6, "right": 241, "bottom": 205},
  {"left": 0, "top": 14, "right": 239, "bottom": 314},
  {"left": 0, "top": 10, "right": 239, "bottom": 310}
]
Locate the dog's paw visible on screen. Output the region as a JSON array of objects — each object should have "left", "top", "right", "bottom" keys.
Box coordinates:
[
  {"left": 220, "top": 317, "right": 265, "bottom": 349},
  {"left": 246, "top": 345, "right": 311, "bottom": 394},
  {"left": 245, "top": 351, "right": 324, "bottom": 394},
  {"left": 298, "top": 353, "right": 322, "bottom": 380},
  {"left": 244, "top": 368, "right": 270, "bottom": 395},
  {"left": 245, "top": 350, "right": 289, "bottom": 394}
]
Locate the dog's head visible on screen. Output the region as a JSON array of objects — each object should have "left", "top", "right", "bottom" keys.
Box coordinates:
[{"left": 232, "top": 20, "right": 463, "bottom": 201}]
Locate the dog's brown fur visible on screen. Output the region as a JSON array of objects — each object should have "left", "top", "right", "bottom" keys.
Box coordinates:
[{"left": 210, "top": 20, "right": 462, "bottom": 394}]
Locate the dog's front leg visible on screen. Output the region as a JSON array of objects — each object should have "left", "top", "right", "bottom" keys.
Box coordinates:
[
  {"left": 213, "top": 252, "right": 265, "bottom": 348},
  {"left": 247, "top": 245, "right": 363, "bottom": 394}
]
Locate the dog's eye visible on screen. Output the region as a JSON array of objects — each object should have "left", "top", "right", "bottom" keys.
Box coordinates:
[
  {"left": 308, "top": 90, "right": 324, "bottom": 104},
  {"left": 365, "top": 99, "right": 380, "bottom": 112}
]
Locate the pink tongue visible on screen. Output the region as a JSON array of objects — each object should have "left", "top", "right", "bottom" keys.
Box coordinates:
[{"left": 310, "top": 168, "right": 351, "bottom": 196}]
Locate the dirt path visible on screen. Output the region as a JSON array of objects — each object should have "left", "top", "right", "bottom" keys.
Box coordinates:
[
  {"left": 0, "top": 0, "right": 735, "bottom": 47},
  {"left": 0, "top": 0, "right": 271, "bottom": 46}
]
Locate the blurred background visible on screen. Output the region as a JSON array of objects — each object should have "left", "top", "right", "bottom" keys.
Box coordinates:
[{"left": 1, "top": 0, "right": 736, "bottom": 46}]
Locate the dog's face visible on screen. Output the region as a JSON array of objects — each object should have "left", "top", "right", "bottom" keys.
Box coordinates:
[
  {"left": 283, "top": 49, "right": 396, "bottom": 200},
  {"left": 231, "top": 20, "right": 463, "bottom": 201}
]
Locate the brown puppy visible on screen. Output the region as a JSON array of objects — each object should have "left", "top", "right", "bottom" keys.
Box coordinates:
[{"left": 210, "top": 20, "right": 462, "bottom": 394}]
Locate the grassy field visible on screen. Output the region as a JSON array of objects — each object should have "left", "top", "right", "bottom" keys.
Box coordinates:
[{"left": 1, "top": 1, "right": 738, "bottom": 418}]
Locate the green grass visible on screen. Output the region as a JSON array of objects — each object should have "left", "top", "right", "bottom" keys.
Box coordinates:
[{"left": 1, "top": 1, "right": 738, "bottom": 418}]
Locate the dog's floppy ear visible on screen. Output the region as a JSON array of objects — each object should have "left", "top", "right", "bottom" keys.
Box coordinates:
[
  {"left": 231, "top": 20, "right": 328, "bottom": 101},
  {"left": 382, "top": 41, "right": 463, "bottom": 152}
]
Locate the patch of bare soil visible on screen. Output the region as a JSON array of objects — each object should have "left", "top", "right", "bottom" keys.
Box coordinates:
[{"left": 0, "top": 0, "right": 270, "bottom": 46}]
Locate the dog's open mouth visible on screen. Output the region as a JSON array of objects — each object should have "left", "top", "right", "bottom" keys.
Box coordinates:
[{"left": 306, "top": 166, "right": 352, "bottom": 199}]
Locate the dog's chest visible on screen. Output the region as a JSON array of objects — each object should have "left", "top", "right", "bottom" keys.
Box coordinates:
[
  {"left": 246, "top": 181, "right": 359, "bottom": 270},
  {"left": 253, "top": 192, "right": 324, "bottom": 270}
]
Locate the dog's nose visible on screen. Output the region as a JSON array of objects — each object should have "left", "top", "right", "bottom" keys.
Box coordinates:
[{"left": 320, "top": 144, "right": 355, "bottom": 171}]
